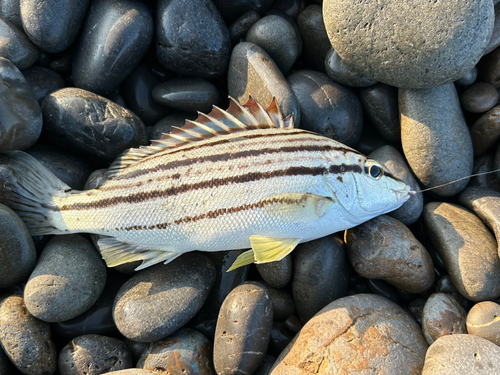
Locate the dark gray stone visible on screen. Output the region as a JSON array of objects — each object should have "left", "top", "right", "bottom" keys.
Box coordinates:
[
  {"left": 477, "top": 49, "right": 500, "bottom": 89},
  {"left": 288, "top": 69, "right": 362, "bottom": 147},
  {"left": 214, "top": 282, "right": 273, "bottom": 375},
  {"left": 0, "top": 57, "right": 42, "bottom": 152},
  {"left": 229, "top": 11, "right": 261, "bottom": 45},
  {"left": 469, "top": 106, "right": 500, "bottom": 155},
  {"left": 256, "top": 254, "right": 292, "bottom": 289},
  {"left": 268, "top": 322, "right": 294, "bottom": 357},
  {"left": 261, "top": 283, "right": 295, "bottom": 321},
  {"left": 0, "top": 295, "right": 57, "bottom": 375},
  {"left": 455, "top": 67, "right": 478, "bottom": 86},
  {"left": 0, "top": 1, "right": 21, "bottom": 28},
  {"left": 24, "top": 234, "right": 107, "bottom": 322},
  {"left": 20, "top": 0, "right": 90, "bottom": 53},
  {"left": 73, "top": 0, "right": 153, "bottom": 95},
  {"left": 325, "top": 49, "right": 377, "bottom": 87},
  {"left": 41, "top": 87, "right": 147, "bottom": 161},
  {"left": 149, "top": 112, "right": 197, "bottom": 141},
  {"left": 271, "top": 0, "right": 305, "bottom": 19},
  {"left": 252, "top": 354, "right": 276, "bottom": 375},
  {"left": 399, "top": 84, "right": 473, "bottom": 196},
  {"left": 292, "top": 235, "right": 350, "bottom": 322},
  {"left": 156, "top": 0, "right": 230, "bottom": 79},
  {"left": 324, "top": 0, "right": 494, "bottom": 88},
  {"left": 469, "top": 151, "right": 500, "bottom": 191},
  {"left": 0, "top": 204, "right": 36, "bottom": 288},
  {"left": 228, "top": 42, "right": 300, "bottom": 124},
  {"left": 245, "top": 15, "right": 300, "bottom": 74},
  {"left": 21, "top": 65, "right": 65, "bottom": 103},
  {"left": 0, "top": 18, "right": 38, "bottom": 70},
  {"left": 212, "top": 0, "right": 273, "bottom": 24},
  {"left": 460, "top": 82, "right": 498, "bottom": 113},
  {"left": 113, "top": 253, "right": 216, "bottom": 342},
  {"left": 467, "top": 301, "right": 500, "bottom": 346}
]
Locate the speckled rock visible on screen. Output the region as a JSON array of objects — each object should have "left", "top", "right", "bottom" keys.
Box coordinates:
[
  {"left": 400, "top": 84, "right": 473, "bottom": 196},
  {"left": 256, "top": 255, "right": 292, "bottom": 289},
  {"left": 469, "top": 106, "right": 500, "bottom": 155},
  {"left": 0, "top": 295, "right": 57, "bottom": 375},
  {"left": 422, "top": 334, "right": 500, "bottom": 374},
  {"left": 467, "top": 301, "right": 500, "bottom": 346},
  {"left": 58, "top": 334, "right": 132, "bottom": 375},
  {"left": 0, "top": 18, "right": 38, "bottom": 70},
  {"left": 0, "top": 204, "right": 36, "bottom": 288},
  {"left": 460, "top": 82, "right": 498, "bottom": 113},
  {"left": 325, "top": 49, "right": 377, "bottom": 87},
  {"left": 113, "top": 253, "right": 216, "bottom": 342},
  {"left": 137, "top": 328, "right": 214, "bottom": 374},
  {"left": 423, "top": 202, "right": 500, "bottom": 302},
  {"left": 323, "top": 0, "right": 494, "bottom": 88},
  {"left": 270, "top": 294, "right": 427, "bottom": 375},
  {"left": 0, "top": 57, "right": 42, "bottom": 152},
  {"left": 292, "top": 235, "right": 350, "bottom": 322},
  {"left": 24, "top": 235, "right": 106, "bottom": 322},
  {"left": 422, "top": 293, "right": 467, "bottom": 345},
  {"left": 214, "top": 282, "right": 273, "bottom": 375},
  {"left": 288, "top": 69, "right": 362, "bottom": 146},
  {"left": 228, "top": 42, "right": 300, "bottom": 124}
]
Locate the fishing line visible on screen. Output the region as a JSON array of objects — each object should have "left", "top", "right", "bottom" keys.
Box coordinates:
[{"left": 409, "top": 168, "right": 500, "bottom": 194}]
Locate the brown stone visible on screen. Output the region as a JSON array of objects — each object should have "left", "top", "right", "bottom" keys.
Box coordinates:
[
  {"left": 478, "top": 48, "right": 500, "bottom": 89},
  {"left": 470, "top": 105, "right": 500, "bottom": 155},
  {"left": 467, "top": 301, "right": 500, "bottom": 346},
  {"left": 460, "top": 82, "right": 498, "bottom": 113}
]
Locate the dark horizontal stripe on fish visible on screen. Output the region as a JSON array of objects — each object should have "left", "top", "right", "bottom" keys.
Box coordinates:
[{"left": 61, "top": 164, "right": 360, "bottom": 211}]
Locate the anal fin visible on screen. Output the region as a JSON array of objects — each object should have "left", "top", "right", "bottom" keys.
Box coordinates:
[
  {"left": 227, "top": 249, "right": 255, "bottom": 272},
  {"left": 251, "top": 235, "right": 300, "bottom": 264}
]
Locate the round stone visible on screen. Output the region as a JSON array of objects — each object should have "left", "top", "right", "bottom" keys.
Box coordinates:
[
  {"left": 422, "top": 293, "right": 467, "bottom": 346},
  {"left": 469, "top": 105, "right": 500, "bottom": 155},
  {"left": 323, "top": 0, "right": 494, "bottom": 88},
  {"left": 455, "top": 67, "right": 478, "bottom": 86},
  {"left": 325, "top": 49, "right": 377, "bottom": 87},
  {"left": 0, "top": 18, "right": 38, "bottom": 70},
  {"left": 256, "top": 255, "right": 292, "bottom": 289},
  {"left": 229, "top": 11, "right": 261, "bottom": 45},
  {"left": 460, "top": 82, "right": 498, "bottom": 113},
  {"left": 467, "top": 301, "right": 500, "bottom": 346},
  {"left": 262, "top": 282, "right": 295, "bottom": 321},
  {"left": 270, "top": 294, "right": 427, "bottom": 374}
]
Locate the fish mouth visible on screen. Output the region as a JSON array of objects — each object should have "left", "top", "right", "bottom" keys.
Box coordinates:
[{"left": 394, "top": 187, "right": 411, "bottom": 203}]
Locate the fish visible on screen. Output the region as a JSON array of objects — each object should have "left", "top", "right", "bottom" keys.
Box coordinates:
[{"left": 3, "top": 96, "right": 411, "bottom": 271}]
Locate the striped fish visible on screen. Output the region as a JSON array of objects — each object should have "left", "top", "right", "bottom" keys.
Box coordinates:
[{"left": 4, "top": 97, "right": 411, "bottom": 271}]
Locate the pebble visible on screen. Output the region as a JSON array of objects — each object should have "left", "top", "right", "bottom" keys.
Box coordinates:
[
  {"left": 137, "top": 328, "right": 214, "bottom": 374},
  {"left": 23, "top": 234, "right": 107, "bottom": 322},
  {"left": 156, "top": 0, "right": 230, "bottom": 79},
  {"left": 256, "top": 255, "right": 292, "bottom": 289},
  {"left": 434, "top": 276, "right": 470, "bottom": 312},
  {"left": 0, "top": 204, "right": 36, "bottom": 288},
  {"left": 400, "top": 84, "right": 474, "bottom": 196},
  {"left": 367, "top": 279, "right": 400, "bottom": 304},
  {"left": 460, "top": 82, "right": 498, "bottom": 113},
  {"left": 0, "top": 1, "right": 21, "bottom": 28},
  {"left": 152, "top": 77, "right": 222, "bottom": 113},
  {"left": 369, "top": 145, "right": 423, "bottom": 225},
  {"left": 262, "top": 283, "right": 295, "bottom": 321},
  {"left": 229, "top": 11, "right": 261, "bottom": 45},
  {"left": 485, "top": 3, "right": 500, "bottom": 55},
  {"left": 58, "top": 334, "right": 133, "bottom": 375},
  {"left": 0, "top": 294, "right": 57, "bottom": 375},
  {"left": 284, "top": 315, "right": 303, "bottom": 333},
  {"left": 0, "top": 18, "right": 38, "bottom": 70},
  {"left": 469, "top": 105, "right": 500, "bottom": 155},
  {"left": 422, "top": 334, "right": 500, "bottom": 374},
  {"left": 292, "top": 235, "right": 350, "bottom": 322},
  {"left": 323, "top": 0, "right": 494, "bottom": 88},
  {"left": 73, "top": 0, "right": 153, "bottom": 95},
  {"left": 245, "top": 15, "right": 300, "bottom": 74},
  {"left": 214, "top": 282, "right": 273, "bottom": 375},
  {"left": 456, "top": 67, "right": 478, "bottom": 86},
  {"left": 296, "top": 5, "right": 331, "bottom": 71},
  {"left": 470, "top": 151, "right": 500, "bottom": 191},
  {"left": 467, "top": 301, "right": 500, "bottom": 346},
  {"left": 212, "top": 0, "right": 273, "bottom": 25},
  {"left": 288, "top": 69, "right": 362, "bottom": 146},
  {"left": 113, "top": 253, "right": 216, "bottom": 342},
  {"left": 423, "top": 202, "right": 500, "bottom": 302},
  {"left": 228, "top": 42, "right": 301, "bottom": 124},
  {"left": 268, "top": 322, "right": 294, "bottom": 357},
  {"left": 271, "top": 0, "right": 305, "bottom": 19},
  {"left": 478, "top": 48, "right": 500, "bottom": 88},
  {"left": 41, "top": 87, "right": 147, "bottom": 161},
  {"left": 270, "top": 294, "right": 427, "bottom": 374},
  {"left": 422, "top": 293, "right": 467, "bottom": 346},
  {"left": 346, "top": 215, "right": 434, "bottom": 294},
  {"left": 409, "top": 298, "right": 426, "bottom": 326},
  {"left": 358, "top": 83, "right": 400, "bottom": 143},
  {"left": 20, "top": 0, "right": 89, "bottom": 53},
  {"left": 325, "top": 49, "right": 377, "bottom": 87},
  {"left": 0, "top": 57, "right": 42, "bottom": 152},
  {"left": 21, "top": 65, "right": 65, "bottom": 103}
]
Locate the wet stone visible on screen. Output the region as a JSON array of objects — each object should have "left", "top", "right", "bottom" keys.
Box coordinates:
[
  {"left": 0, "top": 295, "right": 57, "bottom": 375},
  {"left": 41, "top": 87, "right": 147, "bottom": 161},
  {"left": 0, "top": 204, "right": 36, "bottom": 288},
  {"left": 245, "top": 15, "right": 300, "bottom": 74},
  {"left": 152, "top": 77, "right": 222, "bottom": 113},
  {"left": 288, "top": 69, "right": 363, "bottom": 147},
  {"left": 156, "top": 0, "right": 230, "bottom": 79},
  {"left": 324, "top": 0, "right": 494, "bottom": 88},
  {"left": 460, "top": 82, "right": 498, "bottom": 113},
  {"left": 58, "top": 334, "right": 132, "bottom": 375},
  {"left": 271, "top": 294, "right": 427, "bottom": 374},
  {"left": 422, "top": 334, "right": 500, "bottom": 374},
  {"left": 456, "top": 67, "right": 478, "bottom": 86},
  {"left": 292, "top": 235, "right": 350, "bottom": 322},
  {"left": 422, "top": 293, "right": 467, "bottom": 346},
  {"left": 0, "top": 18, "right": 38, "bottom": 70},
  {"left": 256, "top": 254, "right": 292, "bottom": 289},
  {"left": 20, "top": 0, "right": 90, "bottom": 54},
  {"left": 469, "top": 106, "right": 500, "bottom": 155},
  {"left": 0, "top": 57, "right": 42, "bottom": 152},
  {"left": 228, "top": 42, "right": 300, "bottom": 124},
  {"left": 325, "top": 49, "right": 377, "bottom": 87},
  {"left": 137, "top": 328, "right": 214, "bottom": 375},
  {"left": 73, "top": 0, "right": 153, "bottom": 95},
  {"left": 423, "top": 202, "right": 500, "bottom": 302},
  {"left": 400, "top": 84, "right": 474, "bottom": 196},
  {"left": 229, "top": 11, "right": 261, "bottom": 45},
  {"left": 21, "top": 66, "right": 65, "bottom": 103},
  {"left": 24, "top": 235, "right": 106, "bottom": 323},
  {"left": 212, "top": 0, "right": 273, "bottom": 25},
  {"left": 113, "top": 253, "right": 216, "bottom": 342},
  {"left": 214, "top": 282, "right": 273, "bottom": 375},
  {"left": 478, "top": 48, "right": 500, "bottom": 89}
]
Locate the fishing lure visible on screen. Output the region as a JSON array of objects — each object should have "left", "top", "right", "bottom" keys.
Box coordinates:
[{"left": 4, "top": 97, "right": 411, "bottom": 271}]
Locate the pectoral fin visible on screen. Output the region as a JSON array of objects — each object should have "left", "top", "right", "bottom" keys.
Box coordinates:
[
  {"left": 226, "top": 249, "right": 255, "bottom": 272},
  {"left": 262, "top": 193, "right": 333, "bottom": 222},
  {"left": 250, "top": 235, "right": 300, "bottom": 264}
]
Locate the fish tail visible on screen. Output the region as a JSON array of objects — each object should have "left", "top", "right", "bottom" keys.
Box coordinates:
[{"left": 4, "top": 150, "right": 71, "bottom": 236}]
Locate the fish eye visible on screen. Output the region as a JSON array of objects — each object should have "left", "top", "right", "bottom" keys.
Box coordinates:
[{"left": 365, "top": 163, "right": 384, "bottom": 180}]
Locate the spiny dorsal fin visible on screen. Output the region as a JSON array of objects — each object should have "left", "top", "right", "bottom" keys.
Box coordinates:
[{"left": 105, "top": 96, "right": 294, "bottom": 178}]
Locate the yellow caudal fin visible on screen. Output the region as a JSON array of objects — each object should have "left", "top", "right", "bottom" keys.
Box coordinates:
[
  {"left": 227, "top": 249, "right": 255, "bottom": 272},
  {"left": 250, "top": 236, "right": 300, "bottom": 263},
  {"left": 262, "top": 193, "right": 333, "bottom": 222}
]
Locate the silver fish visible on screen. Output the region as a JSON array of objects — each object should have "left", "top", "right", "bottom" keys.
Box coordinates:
[{"left": 4, "top": 97, "right": 411, "bottom": 270}]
